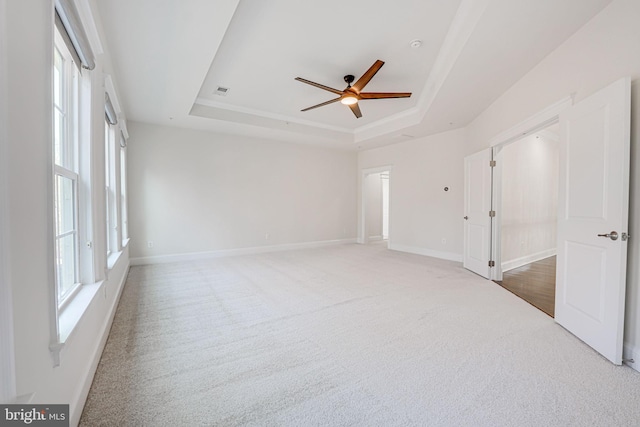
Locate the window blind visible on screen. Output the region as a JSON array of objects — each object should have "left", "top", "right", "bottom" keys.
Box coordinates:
[
  {"left": 105, "top": 93, "right": 117, "bottom": 125},
  {"left": 54, "top": 0, "right": 95, "bottom": 70}
]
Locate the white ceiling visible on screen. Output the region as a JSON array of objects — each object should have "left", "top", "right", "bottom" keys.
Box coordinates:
[{"left": 95, "top": 0, "right": 613, "bottom": 150}]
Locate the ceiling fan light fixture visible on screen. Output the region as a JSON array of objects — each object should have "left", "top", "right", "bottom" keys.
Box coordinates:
[
  {"left": 340, "top": 95, "right": 358, "bottom": 105},
  {"left": 296, "top": 60, "right": 411, "bottom": 118}
]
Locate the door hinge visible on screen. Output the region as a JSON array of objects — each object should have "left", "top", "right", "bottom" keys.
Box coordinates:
[
  {"left": 489, "top": 260, "right": 495, "bottom": 267},
  {"left": 489, "top": 210, "right": 496, "bottom": 217},
  {"left": 489, "top": 160, "right": 496, "bottom": 167}
]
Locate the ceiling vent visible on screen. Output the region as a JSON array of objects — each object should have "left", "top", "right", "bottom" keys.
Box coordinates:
[{"left": 214, "top": 86, "right": 230, "bottom": 96}]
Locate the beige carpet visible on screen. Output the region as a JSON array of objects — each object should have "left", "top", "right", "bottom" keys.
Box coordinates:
[{"left": 80, "top": 243, "right": 640, "bottom": 426}]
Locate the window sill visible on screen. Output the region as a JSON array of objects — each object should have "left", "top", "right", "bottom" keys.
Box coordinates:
[
  {"left": 57, "top": 281, "right": 101, "bottom": 344},
  {"left": 51, "top": 244, "right": 129, "bottom": 366},
  {"left": 107, "top": 248, "right": 123, "bottom": 271},
  {"left": 50, "top": 280, "right": 103, "bottom": 365}
]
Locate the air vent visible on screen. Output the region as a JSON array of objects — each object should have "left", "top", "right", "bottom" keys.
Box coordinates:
[{"left": 214, "top": 86, "right": 230, "bottom": 96}]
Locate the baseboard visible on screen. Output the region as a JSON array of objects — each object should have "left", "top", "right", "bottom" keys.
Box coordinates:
[
  {"left": 70, "top": 259, "right": 130, "bottom": 426},
  {"left": 130, "top": 238, "right": 358, "bottom": 266},
  {"left": 502, "top": 249, "right": 556, "bottom": 272},
  {"left": 388, "top": 243, "right": 463, "bottom": 263},
  {"left": 368, "top": 235, "right": 383, "bottom": 242},
  {"left": 623, "top": 343, "right": 640, "bottom": 373}
]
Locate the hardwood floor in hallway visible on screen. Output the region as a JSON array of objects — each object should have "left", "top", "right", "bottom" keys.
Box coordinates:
[{"left": 495, "top": 256, "right": 556, "bottom": 317}]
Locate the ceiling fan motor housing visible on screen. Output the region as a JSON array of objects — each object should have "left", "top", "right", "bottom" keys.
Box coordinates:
[{"left": 344, "top": 75, "right": 355, "bottom": 86}]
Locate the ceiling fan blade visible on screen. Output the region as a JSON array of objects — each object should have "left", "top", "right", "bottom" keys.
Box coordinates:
[
  {"left": 349, "top": 102, "right": 362, "bottom": 118},
  {"left": 295, "top": 77, "right": 344, "bottom": 95},
  {"left": 359, "top": 92, "right": 412, "bottom": 99},
  {"left": 301, "top": 97, "right": 341, "bottom": 112},
  {"left": 351, "top": 60, "right": 385, "bottom": 93}
]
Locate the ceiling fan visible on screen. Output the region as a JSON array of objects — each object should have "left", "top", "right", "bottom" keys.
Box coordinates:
[{"left": 295, "top": 60, "right": 411, "bottom": 118}]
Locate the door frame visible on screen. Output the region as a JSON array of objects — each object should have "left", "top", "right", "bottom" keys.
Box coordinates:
[
  {"left": 491, "top": 125, "right": 560, "bottom": 282},
  {"left": 488, "top": 96, "right": 572, "bottom": 281},
  {"left": 359, "top": 165, "right": 393, "bottom": 245}
]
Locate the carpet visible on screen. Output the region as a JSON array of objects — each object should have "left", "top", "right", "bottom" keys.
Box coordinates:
[{"left": 80, "top": 243, "right": 640, "bottom": 426}]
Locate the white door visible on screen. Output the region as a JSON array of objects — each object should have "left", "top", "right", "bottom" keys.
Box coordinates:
[
  {"left": 464, "top": 148, "right": 493, "bottom": 279},
  {"left": 555, "top": 78, "right": 630, "bottom": 364}
]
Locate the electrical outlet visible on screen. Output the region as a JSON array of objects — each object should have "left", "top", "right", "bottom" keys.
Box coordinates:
[
  {"left": 147, "top": 241, "right": 154, "bottom": 248},
  {"left": 265, "top": 233, "right": 270, "bottom": 240}
]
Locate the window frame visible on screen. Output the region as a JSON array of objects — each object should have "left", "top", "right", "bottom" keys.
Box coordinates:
[
  {"left": 104, "top": 117, "right": 115, "bottom": 258},
  {"left": 53, "top": 28, "right": 81, "bottom": 309},
  {"left": 120, "top": 138, "right": 129, "bottom": 244}
]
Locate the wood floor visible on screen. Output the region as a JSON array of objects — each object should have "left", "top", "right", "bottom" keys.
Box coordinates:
[{"left": 495, "top": 256, "right": 556, "bottom": 317}]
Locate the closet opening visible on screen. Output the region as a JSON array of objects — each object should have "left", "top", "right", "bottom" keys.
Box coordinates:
[{"left": 493, "top": 124, "right": 559, "bottom": 317}]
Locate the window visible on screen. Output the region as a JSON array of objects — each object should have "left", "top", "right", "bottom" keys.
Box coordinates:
[
  {"left": 104, "top": 118, "right": 114, "bottom": 256},
  {"left": 53, "top": 28, "right": 80, "bottom": 306},
  {"left": 104, "top": 90, "right": 120, "bottom": 258},
  {"left": 120, "top": 139, "right": 128, "bottom": 243},
  {"left": 51, "top": 0, "right": 105, "bottom": 359}
]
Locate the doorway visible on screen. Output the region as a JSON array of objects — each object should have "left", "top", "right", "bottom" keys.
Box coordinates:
[
  {"left": 464, "top": 78, "right": 630, "bottom": 364},
  {"left": 493, "top": 126, "right": 559, "bottom": 316},
  {"left": 360, "top": 166, "right": 391, "bottom": 246},
  {"left": 496, "top": 124, "right": 559, "bottom": 317}
]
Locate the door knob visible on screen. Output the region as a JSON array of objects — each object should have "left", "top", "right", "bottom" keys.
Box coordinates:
[
  {"left": 597, "top": 231, "right": 619, "bottom": 240},
  {"left": 464, "top": 216, "right": 468, "bottom": 220}
]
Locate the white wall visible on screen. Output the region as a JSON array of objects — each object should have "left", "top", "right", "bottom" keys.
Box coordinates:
[
  {"left": 464, "top": 0, "right": 640, "bottom": 366},
  {"left": 365, "top": 173, "right": 383, "bottom": 240},
  {"left": 2, "top": 1, "right": 130, "bottom": 425},
  {"left": 500, "top": 134, "right": 558, "bottom": 269},
  {"left": 127, "top": 122, "right": 358, "bottom": 262},
  {"left": 0, "top": 0, "right": 16, "bottom": 404},
  {"left": 358, "top": 129, "right": 467, "bottom": 261}
]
